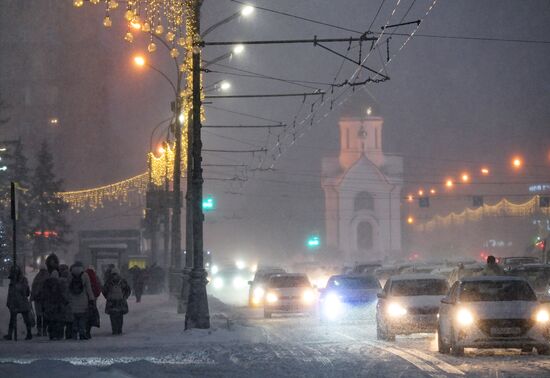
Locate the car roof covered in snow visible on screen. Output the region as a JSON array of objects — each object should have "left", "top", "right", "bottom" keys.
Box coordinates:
[
  {"left": 390, "top": 274, "right": 447, "bottom": 281},
  {"left": 460, "top": 275, "right": 527, "bottom": 283}
]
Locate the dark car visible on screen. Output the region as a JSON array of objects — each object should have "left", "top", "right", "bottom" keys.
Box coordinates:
[
  {"left": 508, "top": 264, "right": 550, "bottom": 297},
  {"left": 319, "top": 274, "right": 381, "bottom": 321},
  {"left": 248, "top": 267, "right": 286, "bottom": 307},
  {"left": 501, "top": 256, "right": 540, "bottom": 272}
]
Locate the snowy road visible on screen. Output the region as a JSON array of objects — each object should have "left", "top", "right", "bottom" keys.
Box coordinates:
[{"left": 1, "top": 294, "right": 550, "bottom": 377}]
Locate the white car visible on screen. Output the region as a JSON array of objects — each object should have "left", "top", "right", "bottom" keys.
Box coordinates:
[
  {"left": 264, "top": 273, "right": 316, "bottom": 318},
  {"left": 376, "top": 274, "right": 449, "bottom": 341},
  {"left": 438, "top": 276, "right": 550, "bottom": 356}
]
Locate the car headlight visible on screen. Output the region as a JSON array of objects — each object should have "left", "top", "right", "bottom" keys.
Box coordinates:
[
  {"left": 535, "top": 309, "right": 550, "bottom": 323},
  {"left": 303, "top": 289, "right": 315, "bottom": 304},
  {"left": 387, "top": 302, "right": 407, "bottom": 317},
  {"left": 323, "top": 293, "right": 343, "bottom": 320},
  {"left": 252, "top": 287, "right": 265, "bottom": 304},
  {"left": 212, "top": 277, "right": 224, "bottom": 289},
  {"left": 266, "top": 292, "right": 278, "bottom": 303},
  {"left": 233, "top": 276, "right": 246, "bottom": 289},
  {"left": 456, "top": 308, "right": 474, "bottom": 326}
]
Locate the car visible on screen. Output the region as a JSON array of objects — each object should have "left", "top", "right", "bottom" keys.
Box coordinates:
[
  {"left": 448, "top": 262, "right": 484, "bottom": 284},
  {"left": 376, "top": 274, "right": 449, "bottom": 341},
  {"left": 351, "top": 262, "right": 382, "bottom": 275},
  {"left": 248, "top": 267, "right": 286, "bottom": 307},
  {"left": 319, "top": 274, "right": 381, "bottom": 321},
  {"left": 507, "top": 264, "right": 550, "bottom": 298},
  {"left": 437, "top": 276, "right": 550, "bottom": 356},
  {"left": 263, "top": 273, "right": 316, "bottom": 318},
  {"left": 208, "top": 266, "right": 253, "bottom": 306},
  {"left": 501, "top": 256, "right": 540, "bottom": 272}
]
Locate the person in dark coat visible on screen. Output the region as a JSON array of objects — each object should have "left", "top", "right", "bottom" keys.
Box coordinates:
[
  {"left": 41, "top": 270, "right": 68, "bottom": 340},
  {"left": 58, "top": 264, "right": 73, "bottom": 339},
  {"left": 30, "top": 265, "right": 49, "bottom": 336},
  {"left": 68, "top": 262, "right": 94, "bottom": 340},
  {"left": 45, "top": 253, "right": 59, "bottom": 275},
  {"left": 85, "top": 266, "right": 101, "bottom": 339},
  {"left": 129, "top": 265, "right": 146, "bottom": 303},
  {"left": 102, "top": 267, "right": 131, "bottom": 335},
  {"left": 4, "top": 265, "right": 33, "bottom": 340}
]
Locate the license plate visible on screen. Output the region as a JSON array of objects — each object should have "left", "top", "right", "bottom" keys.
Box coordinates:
[{"left": 490, "top": 327, "right": 521, "bottom": 336}]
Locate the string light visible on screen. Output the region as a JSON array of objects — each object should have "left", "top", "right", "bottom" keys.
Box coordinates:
[{"left": 417, "top": 196, "right": 550, "bottom": 232}]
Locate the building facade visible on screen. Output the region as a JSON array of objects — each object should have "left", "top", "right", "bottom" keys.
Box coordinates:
[{"left": 322, "top": 105, "right": 403, "bottom": 264}]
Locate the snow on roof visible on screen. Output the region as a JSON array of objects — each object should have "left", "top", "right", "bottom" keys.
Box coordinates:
[
  {"left": 390, "top": 273, "right": 447, "bottom": 281},
  {"left": 460, "top": 275, "right": 527, "bottom": 282}
]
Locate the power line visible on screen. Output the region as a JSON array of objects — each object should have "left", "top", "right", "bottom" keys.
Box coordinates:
[
  {"left": 205, "top": 91, "right": 325, "bottom": 99},
  {"left": 204, "top": 148, "right": 267, "bottom": 153},
  {"left": 203, "top": 124, "right": 286, "bottom": 128}
]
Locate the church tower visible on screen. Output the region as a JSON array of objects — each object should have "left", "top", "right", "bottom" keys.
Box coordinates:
[{"left": 322, "top": 94, "right": 403, "bottom": 263}]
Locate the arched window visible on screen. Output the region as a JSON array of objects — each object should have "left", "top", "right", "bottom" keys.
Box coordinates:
[
  {"left": 357, "top": 221, "right": 373, "bottom": 250},
  {"left": 354, "top": 191, "right": 374, "bottom": 211}
]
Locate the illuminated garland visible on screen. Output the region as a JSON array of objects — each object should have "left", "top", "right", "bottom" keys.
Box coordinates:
[
  {"left": 417, "top": 196, "right": 550, "bottom": 232},
  {"left": 57, "top": 173, "right": 149, "bottom": 211}
]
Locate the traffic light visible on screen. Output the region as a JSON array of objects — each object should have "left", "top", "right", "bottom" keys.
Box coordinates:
[
  {"left": 540, "top": 196, "right": 550, "bottom": 208},
  {"left": 202, "top": 195, "right": 216, "bottom": 212},
  {"left": 418, "top": 197, "right": 430, "bottom": 208},
  {"left": 472, "top": 196, "right": 484, "bottom": 208},
  {"left": 306, "top": 235, "right": 321, "bottom": 250}
]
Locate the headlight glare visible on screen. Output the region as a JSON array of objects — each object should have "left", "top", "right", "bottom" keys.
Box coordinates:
[
  {"left": 536, "top": 309, "right": 550, "bottom": 323},
  {"left": 212, "top": 277, "right": 224, "bottom": 289},
  {"left": 456, "top": 308, "right": 474, "bottom": 326},
  {"left": 302, "top": 289, "right": 315, "bottom": 304},
  {"left": 323, "top": 293, "right": 343, "bottom": 320},
  {"left": 387, "top": 302, "right": 407, "bottom": 317},
  {"left": 266, "top": 292, "right": 278, "bottom": 303}
]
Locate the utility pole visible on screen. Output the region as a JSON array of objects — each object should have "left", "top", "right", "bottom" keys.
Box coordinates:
[
  {"left": 10, "top": 181, "right": 18, "bottom": 341},
  {"left": 185, "top": 0, "right": 210, "bottom": 330}
]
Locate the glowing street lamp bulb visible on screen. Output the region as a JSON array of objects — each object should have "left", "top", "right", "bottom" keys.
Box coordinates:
[
  {"left": 157, "top": 145, "right": 166, "bottom": 155},
  {"left": 445, "top": 179, "right": 454, "bottom": 188},
  {"left": 366, "top": 107, "right": 372, "bottom": 116},
  {"left": 235, "top": 260, "right": 246, "bottom": 270},
  {"left": 233, "top": 44, "right": 245, "bottom": 55},
  {"left": 220, "top": 81, "right": 231, "bottom": 91},
  {"left": 407, "top": 216, "right": 414, "bottom": 224},
  {"left": 134, "top": 56, "right": 145, "bottom": 66},
  {"left": 512, "top": 157, "right": 522, "bottom": 169},
  {"left": 178, "top": 113, "right": 185, "bottom": 125},
  {"left": 461, "top": 173, "right": 470, "bottom": 183},
  {"left": 241, "top": 5, "right": 254, "bottom": 17}
]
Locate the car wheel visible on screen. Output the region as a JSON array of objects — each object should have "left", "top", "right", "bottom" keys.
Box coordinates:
[
  {"left": 450, "top": 326, "right": 464, "bottom": 356},
  {"left": 437, "top": 324, "right": 450, "bottom": 354},
  {"left": 536, "top": 346, "right": 550, "bottom": 355},
  {"left": 376, "top": 322, "right": 386, "bottom": 340},
  {"left": 264, "top": 311, "right": 272, "bottom": 319}
]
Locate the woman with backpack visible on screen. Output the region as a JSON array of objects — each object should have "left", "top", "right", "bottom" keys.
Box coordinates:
[
  {"left": 85, "top": 265, "right": 102, "bottom": 339},
  {"left": 4, "top": 265, "right": 33, "bottom": 340},
  {"left": 68, "top": 261, "right": 94, "bottom": 340},
  {"left": 102, "top": 267, "right": 131, "bottom": 335}
]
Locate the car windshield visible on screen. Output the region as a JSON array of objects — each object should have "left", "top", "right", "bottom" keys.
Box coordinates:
[
  {"left": 504, "top": 257, "right": 539, "bottom": 265},
  {"left": 328, "top": 276, "right": 380, "bottom": 289},
  {"left": 254, "top": 272, "right": 283, "bottom": 284},
  {"left": 460, "top": 280, "right": 537, "bottom": 302},
  {"left": 391, "top": 279, "right": 448, "bottom": 296},
  {"left": 270, "top": 275, "right": 310, "bottom": 288}
]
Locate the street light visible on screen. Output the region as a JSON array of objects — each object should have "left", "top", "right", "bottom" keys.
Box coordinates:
[
  {"left": 445, "top": 179, "right": 454, "bottom": 188},
  {"left": 461, "top": 173, "right": 470, "bottom": 183},
  {"left": 481, "top": 167, "right": 490, "bottom": 176},
  {"left": 201, "top": 5, "right": 255, "bottom": 38},
  {"left": 512, "top": 157, "right": 523, "bottom": 169}
]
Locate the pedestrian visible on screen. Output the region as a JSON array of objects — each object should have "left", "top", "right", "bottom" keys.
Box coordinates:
[
  {"left": 68, "top": 261, "right": 94, "bottom": 340},
  {"left": 45, "top": 253, "right": 59, "bottom": 275},
  {"left": 30, "top": 264, "right": 49, "bottom": 336},
  {"left": 85, "top": 265, "right": 102, "bottom": 339},
  {"left": 58, "top": 264, "right": 73, "bottom": 339},
  {"left": 481, "top": 255, "right": 505, "bottom": 276},
  {"left": 129, "top": 265, "right": 145, "bottom": 303},
  {"left": 102, "top": 267, "right": 131, "bottom": 335},
  {"left": 41, "top": 269, "right": 67, "bottom": 340},
  {"left": 4, "top": 265, "right": 34, "bottom": 340}
]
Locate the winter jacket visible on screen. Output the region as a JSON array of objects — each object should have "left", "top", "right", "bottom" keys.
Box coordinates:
[
  {"left": 41, "top": 271, "right": 69, "bottom": 321},
  {"left": 68, "top": 265, "right": 95, "bottom": 314},
  {"left": 6, "top": 274, "right": 31, "bottom": 313},
  {"left": 102, "top": 275, "right": 131, "bottom": 315},
  {"left": 30, "top": 268, "right": 49, "bottom": 303},
  {"left": 480, "top": 263, "right": 505, "bottom": 276},
  {"left": 58, "top": 275, "right": 74, "bottom": 322},
  {"left": 86, "top": 268, "right": 102, "bottom": 299}
]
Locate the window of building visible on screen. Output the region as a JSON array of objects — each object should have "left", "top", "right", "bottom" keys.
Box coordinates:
[{"left": 354, "top": 191, "right": 374, "bottom": 211}]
